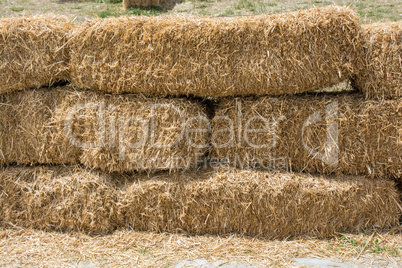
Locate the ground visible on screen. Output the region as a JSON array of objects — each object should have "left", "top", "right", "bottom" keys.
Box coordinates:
[
  {"left": 0, "top": 0, "right": 400, "bottom": 22},
  {"left": 1, "top": 228, "right": 401, "bottom": 267},
  {"left": 0, "top": 0, "right": 401, "bottom": 267}
]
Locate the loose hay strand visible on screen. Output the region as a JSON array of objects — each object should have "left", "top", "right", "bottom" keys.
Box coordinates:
[
  {"left": 69, "top": 6, "right": 362, "bottom": 97},
  {"left": 0, "top": 166, "right": 399, "bottom": 238}
]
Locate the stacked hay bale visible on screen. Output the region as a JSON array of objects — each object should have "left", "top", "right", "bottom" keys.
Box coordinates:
[
  {"left": 69, "top": 6, "right": 362, "bottom": 97},
  {"left": 210, "top": 93, "right": 401, "bottom": 178},
  {"left": 0, "top": 7, "right": 400, "bottom": 238},
  {"left": 0, "top": 87, "right": 209, "bottom": 172},
  {"left": 0, "top": 166, "right": 399, "bottom": 238},
  {"left": 0, "top": 15, "right": 72, "bottom": 94},
  {"left": 351, "top": 22, "right": 401, "bottom": 99}
]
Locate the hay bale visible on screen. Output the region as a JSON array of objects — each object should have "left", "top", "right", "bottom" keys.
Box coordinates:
[
  {"left": 0, "top": 87, "right": 209, "bottom": 172},
  {"left": 0, "top": 88, "right": 80, "bottom": 165},
  {"left": 0, "top": 15, "right": 72, "bottom": 94},
  {"left": 351, "top": 22, "right": 402, "bottom": 99},
  {"left": 0, "top": 166, "right": 117, "bottom": 234},
  {"left": 123, "top": 0, "right": 161, "bottom": 9},
  {"left": 62, "top": 90, "right": 210, "bottom": 172},
  {"left": 0, "top": 166, "right": 400, "bottom": 238},
  {"left": 70, "top": 6, "right": 362, "bottom": 97},
  {"left": 210, "top": 93, "right": 401, "bottom": 179}
]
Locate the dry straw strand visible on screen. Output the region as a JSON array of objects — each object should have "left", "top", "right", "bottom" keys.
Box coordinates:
[
  {"left": 0, "top": 15, "right": 72, "bottom": 94},
  {"left": 210, "top": 93, "right": 401, "bottom": 179},
  {"left": 0, "top": 166, "right": 399, "bottom": 238},
  {"left": 351, "top": 22, "right": 402, "bottom": 99},
  {"left": 70, "top": 6, "right": 362, "bottom": 97}
]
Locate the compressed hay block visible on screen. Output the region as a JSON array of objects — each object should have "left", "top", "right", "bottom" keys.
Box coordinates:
[
  {"left": 210, "top": 93, "right": 401, "bottom": 179},
  {"left": 123, "top": 0, "right": 161, "bottom": 9},
  {"left": 70, "top": 6, "right": 362, "bottom": 97},
  {"left": 0, "top": 89, "right": 80, "bottom": 165},
  {"left": 0, "top": 166, "right": 400, "bottom": 238},
  {"left": 0, "top": 166, "right": 117, "bottom": 234},
  {"left": 0, "top": 87, "right": 209, "bottom": 172},
  {"left": 0, "top": 15, "right": 72, "bottom": 94},
  {"left": 65, "top": 90, "right": 210, "bottom": 172},
  {"left": 351, "top": 22, "right": 402, "bottom": 99}
]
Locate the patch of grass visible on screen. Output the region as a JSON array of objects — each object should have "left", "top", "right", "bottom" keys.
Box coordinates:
[
  {"left": 196, "top": 3, "right": 208, "bottom": 9},
  {"left": 128, "top": 6, "right": 163, "bottom": 16},
  {"left": 98, "top": 0, "right": 123, "bottom": 3},
  {"left": 220, "top": 9, "right": 235, "bottom": 16},
  {"left": 10, "top": 7, "right": 25, "bottom": 12},
  {"left": 234, "top": 0, "right": 255, "bottom": 11},
  {"left": 233, "top": 0, "right": 281, "bottom": 14},
  {"left": 97, "top": 10, "right": 119, "bottom": 18},
  {"left": 311, "top": 0, "right": 332, "bottom": 4},
  {"left": 97, "top": 6, "right": 163, "bottom": 18},
  {"left": 137, "top": 247, "right": 154, "bottom": 257},
  {"left": 328, "top": 234, "right": 400, "bottom": 257}
]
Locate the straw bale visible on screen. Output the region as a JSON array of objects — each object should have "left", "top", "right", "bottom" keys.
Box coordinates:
[
  {"left": 0, "top": 88, "right": 80, "bottom": 165},
  {"left": 210, "top": 93, "right": 401, "bottom": 179},
  {"left": 70, "top": 6, "right": 362, "bottom": 97},
  {"left": 61, "top": 90, "right": 210, "bottom": 172},
  {"left": 123, "top": 0, "right": 161, "bottom": 9},
  {"left": 0, "top": 87, "right": 209, "bottom": 172},
  {"left": 0, "top": 15, "right": 72, "bottom": 94},
  {"left": 351, "top": 22, "right": 402, "bottom": 99},
  {"left": 0, "top": 166, "right": 399, "bottom": 238},
  {"left": 0, "top": 166, "right": 117, "bottom": 234}
]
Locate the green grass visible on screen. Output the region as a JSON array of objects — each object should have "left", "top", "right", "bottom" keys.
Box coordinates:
[
  {"left": 328, "top": 234, "right": 400, "bottom": 256},
  {"left": 10, "top": 7, "right": 25, "bottom": 12},
  {"left": 98, "top": 6, "right": 163, "bottom": 18}
]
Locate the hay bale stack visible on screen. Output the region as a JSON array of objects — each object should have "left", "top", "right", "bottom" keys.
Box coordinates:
[
  {"left": 0, "top": 15, "right": 72, "bottom": 94},
  {"left": 210, "top": 93, "right": 401, "bottom": 179},
  {"left": 0, "top": 88, "right": 80, "bottom": 165},
  {"left": 70, "top": 6, "right": 362, "bottom": 97},
  {"left": 0, "top": 166, "right": 399, "bottom": 238},
  {"left": 351, "top": 22, "right": 402, "bottom": 99},
  {"left": 0, "top": 87, "right": 209, "bottom": 172}
]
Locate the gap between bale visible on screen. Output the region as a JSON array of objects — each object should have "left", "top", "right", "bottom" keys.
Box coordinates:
[
  {"left": 0, "top": 86, "right": 209, "bottom": 172},
  {"left": 210, "top": 92, "right": 401, "bottom": 179},
  {"left": 0, "top": 15, "right": 72, "bottom": 94},
  {"left": 69, "top": 6, "right": 363, "bottom": 97},
  {"left": 351, "top": 21, "right": 402, "bottom": 99},
  {"left": 0, "top": 166, "right": 400, "bottom": 238}
]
